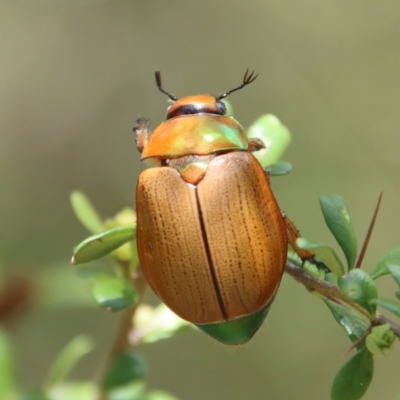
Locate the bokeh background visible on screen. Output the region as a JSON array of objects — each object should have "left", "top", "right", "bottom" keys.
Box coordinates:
[{"left": 1, "top": 1, "right": 400, "bottom": 399}]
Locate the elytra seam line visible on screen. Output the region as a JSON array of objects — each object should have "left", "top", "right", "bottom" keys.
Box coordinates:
[{"left": 195, "top": 188, "right": 228, "bottom": 321}]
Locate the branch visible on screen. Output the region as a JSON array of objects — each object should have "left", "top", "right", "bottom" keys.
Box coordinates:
[
  {"left": 96, "top": 266, "right": 148, "bottom": 397},
  {"left": 285, "top": 260, "right": 400, "bottom": 339}
]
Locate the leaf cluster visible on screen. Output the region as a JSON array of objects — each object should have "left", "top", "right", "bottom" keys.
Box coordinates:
[{"left": 293, "top": 193, "right": 400, "bottom": 399}]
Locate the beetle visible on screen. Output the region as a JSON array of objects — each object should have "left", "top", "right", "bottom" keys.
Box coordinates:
[{"left": 134, "top": 70, "right": 312, "bottom": 345}]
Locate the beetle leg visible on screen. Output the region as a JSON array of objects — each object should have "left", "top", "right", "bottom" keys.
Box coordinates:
[
  {"left": 248, "top": 137, "right": 266, "bottom": 152},
  {"left": 282, "top": 212, "right": 315, "bottom": 262},
  {"left": 133, "top": 118, "right": 151, "bottom": 153}
]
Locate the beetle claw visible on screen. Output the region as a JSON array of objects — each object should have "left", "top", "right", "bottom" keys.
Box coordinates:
[
  {"left": 248, "top": 137, "right": 266, "bottom": 152},
  {"left": 134, "top": 118, "right": 152, "bottom": 153}
]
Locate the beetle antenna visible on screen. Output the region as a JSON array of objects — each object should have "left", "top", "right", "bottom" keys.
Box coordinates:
[
  {"left": 218, "top": 68, "right": 258, "bottom": 100},
  {"left": 155, "top": 71, "right": 178, "bottom": 101}
]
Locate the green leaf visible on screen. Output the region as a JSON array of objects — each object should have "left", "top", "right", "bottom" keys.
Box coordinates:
[
  {"left": 20, "top": 392, "right": 50, "bottom": 400},
  {"left": 319, "top": 194, "right": 357, "bottom": 270},
  {"left": 44, "top": 335, "right": 94, "bottom": 390},
  {"left": 265, "top": 161, "right": 292, "bottom": 176},
  {"left": 103, "top": 353, "right": 146, "bottom": 391},
  {"left": 302, "top": 262, "right": 321, "bottom": 279},
  {"left": 133, "top": 304, "right": 192, "bottom": 345},
  {"left": 104, "top": 208, "right": 137, "bottom": 263},
  {"left": 140, "top": 390, "right": 180, "bottom": 400},
  {"left": 338, "top": 270, "right": 378, "bottom": 316},
  {"left": 365, "top": 324, "right": 395, "bottom": 356},
  {"left": 370, "top": 247, "right": 400, "bottom": 280},
  {"left": 324, "top": 299, "right": 368, "bottom": 347},
  {"left": 48, "top": 382, "right": 99, "bottom": 400},
  {"left": 331, "top": 347, "right": 373, "bottom": 400},
  {"left": 70, "top": 191, "right": 104, "bottom": 234},
  {"left": 71, "top": 226, "right": 136, "bottom": 265},
  {"left": 92, "top": 276, "right": 138, "bottom": 312},
  {"left": 247, "top": 114, "right": 291, "bottom": 167},
  {"left": 325, "top": 272, "right": 339, "bottom": 285},
  {"left": 0, "top": 330, "right": 15, "bottom": 397},
  {"left": 107, "top": 381, "right": 146, "bottom": 400},
  {"left": 370, "top": 298, "right": 400, "bottom": 318},
  {"left": 386, "top": 263, "right": 400, "bottom": 287},
  {"left": 296, "top": 238, "right": 345, "bottom": 277}
]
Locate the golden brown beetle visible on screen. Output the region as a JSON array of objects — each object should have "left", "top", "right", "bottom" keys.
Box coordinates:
[{"left": 134, "top": 71, "right": 311, "bottom": 344}]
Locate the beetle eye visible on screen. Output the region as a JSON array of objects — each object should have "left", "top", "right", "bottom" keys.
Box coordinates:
[{"left": 216, "top": 100, "right": 227, "bottom": 115}]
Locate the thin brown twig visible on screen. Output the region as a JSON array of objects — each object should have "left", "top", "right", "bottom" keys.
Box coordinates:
[
  {"left": 355, "top": 191, "right": 383, "bottom": 269},
  {"left": 285, "top": 260, "right": 400, "bottom": 339},
  {"left": 341, "top": 324, "right": 373, "bottom": 357}
]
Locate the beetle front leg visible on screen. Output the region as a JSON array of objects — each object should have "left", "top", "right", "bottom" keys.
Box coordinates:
[
  {"left": 133, "top": 118, "right": 151, "bottom": 153},
  {"left": 248, "top": 137, "right": 266, "bottom": 152},
  {"left": 282, "top": 212, "right": 315, "bottom": 262}
]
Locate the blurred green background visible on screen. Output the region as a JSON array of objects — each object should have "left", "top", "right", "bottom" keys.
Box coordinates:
[{"left": 0, "top": 1, "right": 399, "bottom": 399}]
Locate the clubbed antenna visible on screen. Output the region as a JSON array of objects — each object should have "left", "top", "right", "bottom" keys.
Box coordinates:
[
  {"left": 218, "top": 68, "right": 258, "bottom": 100},
  {"left": 155, "top": 71, "right": 178, "bottom": 101}
]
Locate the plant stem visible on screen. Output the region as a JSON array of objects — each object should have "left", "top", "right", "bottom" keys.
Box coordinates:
[
  {"left": 285, "top": 261, "right": 400, "bottom": 339},
  {"left": 109, "top": 273, "right": 147, "bottom": 360},
  {"left": 96, "top": 267, "right": 147, "bottom": 395}
]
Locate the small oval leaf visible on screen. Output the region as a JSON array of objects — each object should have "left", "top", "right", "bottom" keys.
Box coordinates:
[
  {"left": 370, "top": 247, "right": 400, "bottom": 280},
  {"left": 70, "top": 191, "right": 104, "bottom": 234},
  {"left": 265, "top": 161, "right": 292, "bottom": 176},
  {"left": 48, "top": 382, "right": 99, "bottom": 400},
  {"left": 44, "top": 335, "right": 94, "bottom": 390},
  {"left": 133, "top": 304, "right": 192, "bottom": 345},
  {"left": 323, "top": 299, "right": 368, "bottom": 347},
  {"left": 20, "top": 392, "right": 50, "bottom": 400},
  {"left": 72, "top": 226, "right": 136, "bottom": 265},
  {"left": 370, "top": 298, "right": 400, "bottom": 318},
  {"left": 365, "top": 324, "right": 395, "bottom": 356},
  {"left": 319, "top": 194, "right": 357, "bottom": 270},
  {"left": 247, "top": 114, "right": 291, "bottom": 167},
  {"left": 296, "top": 238, "right": 345, "bottom": 277},
  {"left": 338, "top": 270, "right": 378, "bottom": 316},
  {"left": 386, "top": 263, "right": 400, "bottom": 287},
  {"left": 102, "top": 352, "right": 146, "bottom": 390},
  {"left": 302, "top": 262, "right": 321, "bottom": 279},
  {"left": 331, "top": 347, "right": 373, "bottom": 400},
  {"left": 107, "top": 381, "right": 146, "bottom": 400},
  {"left": 142, "top": 390, "right": 180, "bottom": 400},
  {"left": 92, "top": 276, "right": 138, "bottom": 312}
]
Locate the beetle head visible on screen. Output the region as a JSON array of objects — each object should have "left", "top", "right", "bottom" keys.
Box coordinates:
[
  {"left": 155, "top": 69, "right": 257, "bottom": 120},
  {"left": 165, "top": 95, "right": 226, "bottom": 120}
]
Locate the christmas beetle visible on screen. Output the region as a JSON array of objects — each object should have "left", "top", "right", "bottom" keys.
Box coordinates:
[{"left": 134, "top": 70, "right": 311, "bottom": 345}]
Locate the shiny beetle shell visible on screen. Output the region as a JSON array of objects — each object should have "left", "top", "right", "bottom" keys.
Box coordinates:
[
  {"left": 141, "top": 115, "right": 248, "bottom": 160},
  {"left": 136, "top": 150, "right": 287, "bottom": 324}
]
